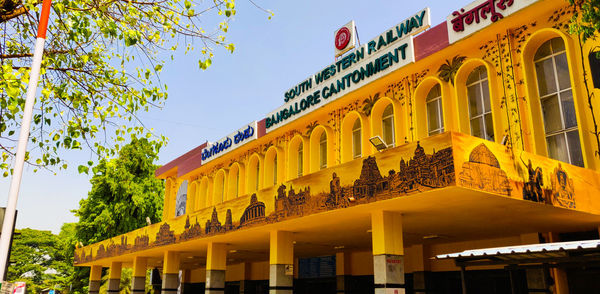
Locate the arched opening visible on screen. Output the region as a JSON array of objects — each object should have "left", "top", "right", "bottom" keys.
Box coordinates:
[
  {"left": 426, "top": 84, "right": 444, "bottom": 136},
  {"left": 309, "top": 125, "right": 334, "bottom": 172},
  {"left": 227, "top": 163, "right": 244, "bottom": 200},
  {"left": 264, "top": 147, "right": 282, "bottom": 187},
  {"left": 352, "top": 120, "right": 362, "bottom": 158},
  {"left": 198, "top": 177, "right": 209, "bottom": 210},
  {"left": 288, "top": 135, "right": 306, "bottom": 180},
  {"left": 371, "top": 97, "right": 400, "bottom": 147},
  {"left": 212, "top": 169, "right": 227, "bottom": 205},
  {"left": 247, "top": 154, "right": 262, "bottom": 194},
  {"left": 341, "top": 112, "right": 370, "bottom": 163},
  {"left": 174, "top": 180, "right": 188, "bottom": 217},
  {"left": 533, "top": 37, "right": 583, "bottom": 166},
  {"left": 466, "top": 66, "right": 493, "bottom": 141},
  {"left": 164, "top": 177, "right": 174, "bottom": 220},
  {"left": 455, "top": 59, "right": 502, "bottom": 144},
  {"left": 186, "top": 180, "right": 197, "bottom": 214}
]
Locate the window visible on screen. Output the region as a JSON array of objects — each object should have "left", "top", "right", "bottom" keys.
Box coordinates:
[
  {"left": 273, "top": 156, "right": 278, "bottom": 185},
  {"left": 234, "top": 169, "right": 239, "bottom": 198},
  {"left": 220, "top": 175, "right": 225, "bottom": 203},
  {"left": 352, "top": 119, "right": 362, "bottom": 159},
  {"left": 467, "top": 66, "right": 494, "bottom": 141},
  {"left": 255, "top": 161, "right": 260, "bottom": 191},
  {"left": 534, "top": 37, "right": 583, "bottom": 167},
  {"left": 426, "top": 84, "right": 444, "bottom": 136},
  {"left": 382, "top": 104, "right": 395, "bottom": 147},
  {"left": 297, "top": 143, "right": 303, "bottom": 177},
  {"left": 319, "top": 132, "right": 327, "bottom": 170}
]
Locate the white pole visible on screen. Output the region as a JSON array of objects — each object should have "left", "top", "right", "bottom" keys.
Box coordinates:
[{"left": 0, "top": 0, "right": 52, "bottom": 281}]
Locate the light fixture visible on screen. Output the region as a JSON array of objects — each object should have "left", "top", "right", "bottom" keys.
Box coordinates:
[
  {"left": 228, "top": 249, "right": 238, "bottom": 253},
  {"left": 369, "top": 136, "right": 387, "bottom": 151},
  {"left": 423, "top": 234, "right": 440, "bottom": 240},
  {"left": 334, "top": 245, "right": 345, "bottom": 250}
]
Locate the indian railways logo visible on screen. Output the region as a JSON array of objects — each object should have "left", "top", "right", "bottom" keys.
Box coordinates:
[{"left": 335, "top": 27, "right": 351, "bottom": 50}]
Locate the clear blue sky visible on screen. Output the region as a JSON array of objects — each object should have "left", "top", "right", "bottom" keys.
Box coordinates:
[{"left": 0, "top": 0, "right": 473, "bottom": 234}]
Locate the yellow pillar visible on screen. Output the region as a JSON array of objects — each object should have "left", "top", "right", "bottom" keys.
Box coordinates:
[
  {"left": 371, "top": 211, "right": 405, "bottom": 294},
  {"left": 269, "top": 231, "right": 294, "bottom": 294},
  {"left": 107, "top": 261, "right": 122, "bottom": 294},
  {"left": 88, "top": 265, "right": 102, "bottom": 294},
  {"left": 163, "top": 251, "right": 180, "bottom": 294},
  {"left": 410, "top": 244, "right": 431, "bottom": 293},
  {"left": 131, "top": 256, "right": 147, "bottom": 293},
  {"left": 206, "top": 242, "right": 227, "bottom": 294},
  {"left": 335, "top": 252, "right": 351, "bottom": 294}
]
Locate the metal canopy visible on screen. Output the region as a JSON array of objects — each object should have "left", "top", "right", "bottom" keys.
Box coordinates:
[
  {"left": 437, "top": 239, "right": 600, "bottom": 294},
  {"left": 436, "top": 239, "right": 600, "bottom": 267}
]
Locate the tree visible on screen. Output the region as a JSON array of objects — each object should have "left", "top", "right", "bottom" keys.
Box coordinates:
[
  {"left": 73, "top": 137, "right": 163, "bottom": 245},
  {"left": 568, "top": 0, "right": 600, "bottom": 42},
  {"left": 0, "top": 0, "right": 246, "bottom": 176},
  {"left": 6, "top": 228, "right": 72, "bottom": 294}
]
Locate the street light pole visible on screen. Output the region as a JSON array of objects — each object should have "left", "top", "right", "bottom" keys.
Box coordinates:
[{"left": 0, "top": 0, "right": 53, "bottom": 281}]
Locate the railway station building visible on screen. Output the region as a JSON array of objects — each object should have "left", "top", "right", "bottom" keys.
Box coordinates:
[{"left": 75, "top": 0, "right": 600, "bottom": 293}]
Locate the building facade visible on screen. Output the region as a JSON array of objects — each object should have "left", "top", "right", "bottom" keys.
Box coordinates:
[{"left": 75, "top": 0, "right": 600, "bottom": 293}]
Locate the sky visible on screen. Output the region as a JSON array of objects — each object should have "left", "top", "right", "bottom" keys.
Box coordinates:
[{"left": 0, "top": 0, "right": 474, "bottom": 234}]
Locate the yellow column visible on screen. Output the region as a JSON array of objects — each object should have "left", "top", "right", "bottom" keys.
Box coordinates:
[
  {"left": 131, "top": 257, "right": 147, "bottom": 294},
  {"left": 269, "top": 231, "right": 294, "bottom": 294},
  {"left": 335, "top": 252, "right": 351, "bottom": 294},
  {"left": 163, "top": 251, "right": 180, "bottom": 294},
  {"left": 371, "top": 211, "right": 405, "bottom": 294},
  {"left": 107, "top": 261, "right": 122, "bottom": 294},
  {"left": 410, "top": 244, "right": 431, "bottom": 293},
  {"left": 206, "top": 242, "right": 227, "bottom": 294},
  {"left": 88, "top": 265, "right": 102, "bottom": 294}
]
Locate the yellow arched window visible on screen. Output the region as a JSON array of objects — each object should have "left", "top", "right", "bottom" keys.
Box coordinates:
[
  {"left": 228, "top": 163, "right": 243, "bottom": 200},
  {"left": 319, "top": 132, "right": 327, "bottom": 170},
  {"left": 534, "top": 37, "right": 583, "bottom": 166},
  {"left": 264, "top": 147, "right": 280, "bottom": 187},
  {"left": 297, "top": 142, "right": 303, "bottom": 177},
  {"left": 467, "top": 66, "right": 494, "bottom": 141},
  {"left": 213, "top": 170, "right": 226, "bottom": 204},
  {"left": 352, "top": 119, "right": 362, "bottom": 159},
  {"left": 198, "top": 177, "right": 209, "bottom": 209},
  {"left": 247, "top": 154, "right": 261, "bottom": 194},
  {"left": 426, "top": 84, "right": 444, "bottom": 136},
  {"left": 382, "top": 104, "right": 395, "bottom": 147}
]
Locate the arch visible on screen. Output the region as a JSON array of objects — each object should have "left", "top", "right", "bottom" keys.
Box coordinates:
[
  {"left": 198, "top": 176, "right": 210, "bottom": 210},
  {"left": 227, "top": 162, "right": 245, "bottom": 200},
  {"left": 414, "top": 76, "right": 453, "bottom": 139},
  {"left": 521, "top": 28, "right": 589, "bottom": 168},
  {"left": 264, "top": 146, "right": 284, "bottom": 188},
  {"left": 454, "top": 58, "right": 503, "bottom": 144},
  {"left": 246, "top": 153, "right": 263, "bottom": 194},
  {"left": 287, "top": 135, "right": 308, "bottom": 180},
  {"left": 212, "top": 169, "right": 227, "bottom": 205},
  {"left": 370, "top": 97, "right": 403, "bottom": 147},
  {"left": 186, "top": 180, "right": 198, "bottom": 214},
  {"left": 341, "top": 111, "right": 371, "bottom": 163},
  {"left": 163, "top": 177, "right": 175, "bottom": 220},
  {"left": 309, "top": 125, "right": 335, "bottom": 173}
]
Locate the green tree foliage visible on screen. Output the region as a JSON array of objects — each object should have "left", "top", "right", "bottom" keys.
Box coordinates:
[
  {"left": 6, "top": 228, "right": 71, "bottom": 294},
  {"left": 0, "top": 0, "right": 240, "bottom": 176},
  {"left": 568, "top": 0, "right": 600, "bottom": 42},
  {"left": 74, "top": 137, "right": 164, "bottom": 245}
]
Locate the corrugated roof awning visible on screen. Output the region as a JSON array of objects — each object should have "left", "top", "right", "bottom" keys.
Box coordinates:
[{"left": 436, "top": 239, "right": 600, "bottom": 267}]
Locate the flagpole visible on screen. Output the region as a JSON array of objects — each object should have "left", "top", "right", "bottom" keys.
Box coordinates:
[{"left": 0, "top": 0, "right": 53, "bottom": 281}]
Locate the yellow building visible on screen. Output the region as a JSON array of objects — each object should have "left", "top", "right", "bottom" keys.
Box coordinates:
[{"left": 75, "top": 0, "right": 600, "bottom": 293}]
